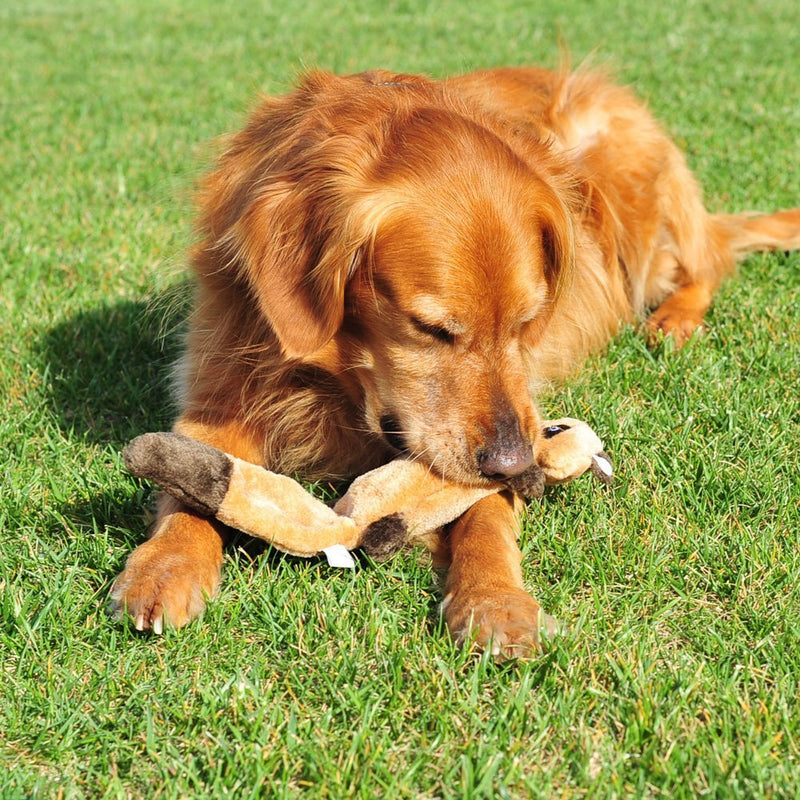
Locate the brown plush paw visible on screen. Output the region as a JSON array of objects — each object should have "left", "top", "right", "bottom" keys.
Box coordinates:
[
  {"left": 506, "top": 464, "right": 545, "bottom": 498},
  {"left": 360, "top": 513, "right": 408, "bottom": 561},
  {"left": 442, "top": 587, "right": 559, "bottom": 661},
  {"left": 110, "top": 539, "right": 221, "bottom": 633}
]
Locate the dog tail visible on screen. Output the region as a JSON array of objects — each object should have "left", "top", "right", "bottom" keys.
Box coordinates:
[{"left": 712, "top": 208, "right": 800, "bottom": 257}]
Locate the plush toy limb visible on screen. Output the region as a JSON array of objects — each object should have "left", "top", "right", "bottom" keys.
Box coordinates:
[
  {"left": 333, "top": 459, "right": 496, "bottom": 531},
  {"left": 122, "top": 432, "right": 233, "bottom": 517},
  {"left": 123, "top": 434, "right": 494, "bottom": 559},
  {"left": 333, "top": 459, "right": 499, "bottom": 558},
  {"left": 124, "top": 433, "right": 363, "bottom": 557},
  {"left": 123, "top": 417, "right": 612, "bottom": 563}
]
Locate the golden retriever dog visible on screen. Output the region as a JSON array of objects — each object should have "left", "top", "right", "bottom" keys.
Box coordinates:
[{"left": 111, "top": 66, "right": 800, "bottom": 656}]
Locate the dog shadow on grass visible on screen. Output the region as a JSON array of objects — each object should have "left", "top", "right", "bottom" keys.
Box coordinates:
[
  {"left": 38, "top": 292, "right": 188, "bottom": 560},
  {"left": 41, "top": 293, "right": 187, "bottom": 448}
]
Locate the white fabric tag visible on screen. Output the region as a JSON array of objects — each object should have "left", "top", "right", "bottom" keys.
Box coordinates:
[
  {"left": 322, "top": 545, "right": 356, "bottom": 569},
  {"left": 592, "top": 453, "right": 613, "bottom": 478}
]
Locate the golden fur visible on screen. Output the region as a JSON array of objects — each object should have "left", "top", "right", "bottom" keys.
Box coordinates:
[{"left": 112, "top": 66, "right": 800, "bottom": 656}]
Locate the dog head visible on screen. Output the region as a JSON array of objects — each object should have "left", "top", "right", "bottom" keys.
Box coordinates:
[
  {"left": 349, "top": 107, "right": 576, "bottom": 485},
  {"left": 208, "top": 71, "right": 575, "bottom": 485}
]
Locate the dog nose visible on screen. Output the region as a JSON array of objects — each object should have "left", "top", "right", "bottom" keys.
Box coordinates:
[
  {"left": 478, "top": 415, "right": 534, "bottom": 479},
  {"left": 479, "top": 445, "right": 534, "bottom": 479}
]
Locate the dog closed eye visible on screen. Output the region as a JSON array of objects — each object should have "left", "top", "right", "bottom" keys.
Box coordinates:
[{"left": 409, "top": 316, "right": 457, "bottom": 344}]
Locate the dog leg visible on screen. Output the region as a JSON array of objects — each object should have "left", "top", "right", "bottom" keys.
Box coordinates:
[
  {"left": 111, "top": 417, "right": 262, "bottom": 632},
  {"left": 644, "top": 281, "right": 714, "bottom": 346},
  {"left": 441, "top": 492, "right": 558, "bottom": 660}
]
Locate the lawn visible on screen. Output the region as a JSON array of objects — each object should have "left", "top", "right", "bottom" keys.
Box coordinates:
[{"left": 1, "top": 0, "right": 798, "bottom": 797}]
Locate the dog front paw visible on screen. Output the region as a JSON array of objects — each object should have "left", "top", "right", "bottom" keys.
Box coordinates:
[
  {"left": 110, "top": 539, "right": 221, "bottom": 633},
  {"left": 442, "top": 587, "right": 559, "bottom": 660}
]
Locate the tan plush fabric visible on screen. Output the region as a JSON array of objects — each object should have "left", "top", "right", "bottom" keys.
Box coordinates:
[{"left": 125, "top": 418, "right": 608, "bottom": 560}]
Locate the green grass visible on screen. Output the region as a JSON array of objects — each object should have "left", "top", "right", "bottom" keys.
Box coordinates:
[{"left": 2, "top": 0, "right": 799, "bottom": 796}]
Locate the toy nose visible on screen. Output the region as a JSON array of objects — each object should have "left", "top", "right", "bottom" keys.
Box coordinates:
[{"left": 478, "top": 414, "right": 534, "bottom": 479}]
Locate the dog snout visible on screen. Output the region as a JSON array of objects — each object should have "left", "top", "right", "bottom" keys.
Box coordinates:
[{"left": 477, "top": 413, "right": 534, "bottom": 479}]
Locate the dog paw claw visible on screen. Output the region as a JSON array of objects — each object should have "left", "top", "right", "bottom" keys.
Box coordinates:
[{"left": 110, "top": 541, "right": 220, "bottom": 633}]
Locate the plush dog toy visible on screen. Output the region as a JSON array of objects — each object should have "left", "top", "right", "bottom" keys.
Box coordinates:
[{"left": 123, "top": 418, "right": 612, "bottom": 563}]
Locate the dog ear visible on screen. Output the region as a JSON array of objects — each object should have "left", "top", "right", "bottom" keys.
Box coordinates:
[
  {"left": 232, "top": 179, "right": 364, "bottom": 358},
  {"left": 198, "top": 70, "right": 381, "bottom": 359},
  {"left": 538, "top": 186, "right": 576, "bottom": 305}
]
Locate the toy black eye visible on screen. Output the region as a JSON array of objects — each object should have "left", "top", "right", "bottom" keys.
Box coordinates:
[
  {"left": 543, "top": 423, "right": 571, "bottom": 439},
  {"left": 410, "top": 316, "right": 456, "bottom": 344}
]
